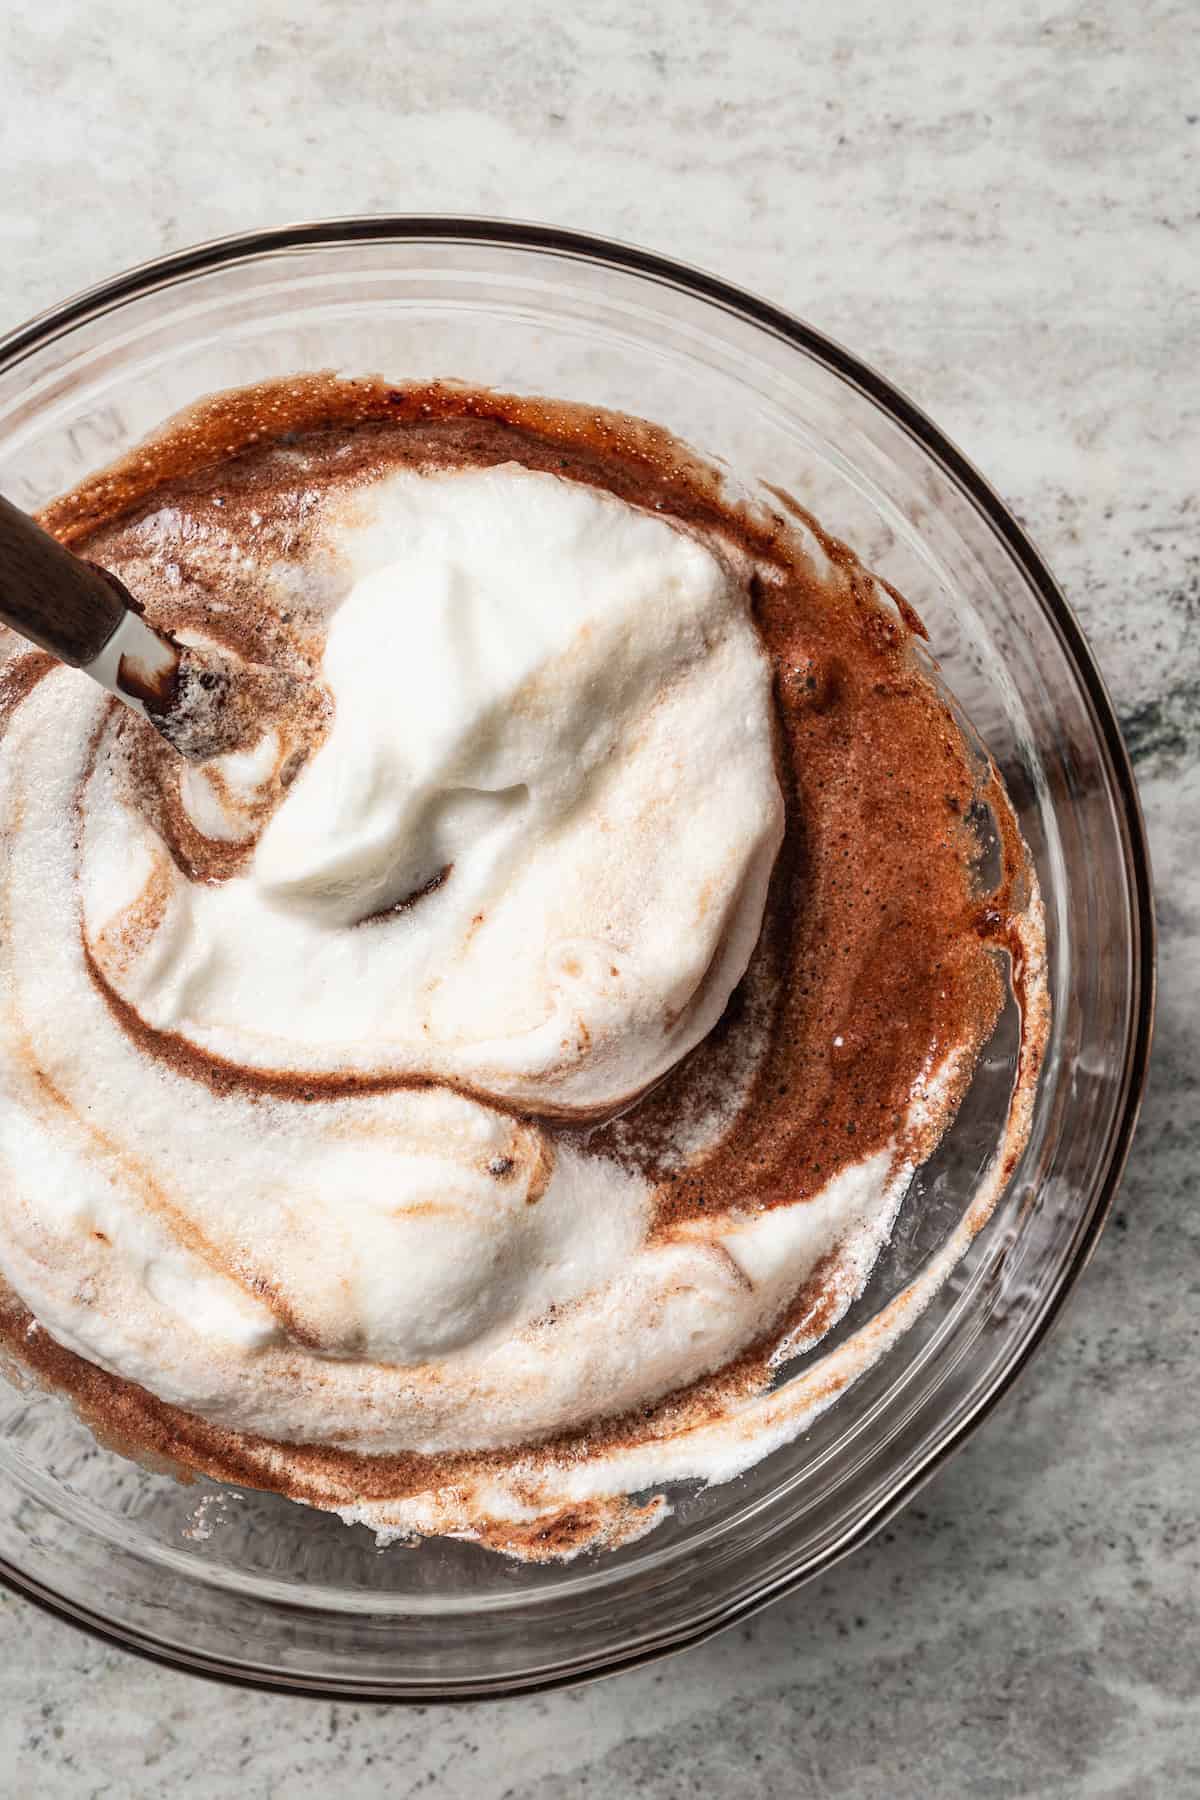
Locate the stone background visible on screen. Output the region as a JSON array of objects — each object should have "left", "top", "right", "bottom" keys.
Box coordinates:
[{"left": 1, "top": 1, "right": 1195, "bottom": 1793}]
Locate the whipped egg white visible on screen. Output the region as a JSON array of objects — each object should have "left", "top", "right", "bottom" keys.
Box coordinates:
[{"left": 0, "top": 464, "right": 892, "bottom": 1454}]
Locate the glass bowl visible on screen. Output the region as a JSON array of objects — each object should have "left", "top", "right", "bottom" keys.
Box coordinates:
[{"left": 0, "top": 219, "right": 1153, "bottom": 1699}]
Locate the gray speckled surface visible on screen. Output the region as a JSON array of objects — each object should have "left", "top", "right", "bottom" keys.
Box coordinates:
[{"left": 1, "top": 0, "right": 1196, "bottom": 1793}]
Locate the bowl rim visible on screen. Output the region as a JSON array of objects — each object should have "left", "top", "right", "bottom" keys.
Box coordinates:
[{"left": 0, "top": 215, "right": 1156, "bottom": 1700}]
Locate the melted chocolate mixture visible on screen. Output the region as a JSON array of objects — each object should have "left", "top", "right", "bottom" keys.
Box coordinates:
[{"left": 0, "top": 376, "right": 1043, "bottom": 1550}]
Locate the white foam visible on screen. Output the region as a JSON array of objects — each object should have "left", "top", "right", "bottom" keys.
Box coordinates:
[{"left": 0, "top": 462, "right": 976, "bottom": 1490}]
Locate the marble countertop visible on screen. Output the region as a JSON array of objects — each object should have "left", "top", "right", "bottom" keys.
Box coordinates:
[{"left": 2, "top": 0, "right": 1195, "bottom": 1793}]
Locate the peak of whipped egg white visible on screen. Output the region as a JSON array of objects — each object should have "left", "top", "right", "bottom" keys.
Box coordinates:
[{"left": 83, "top": 463, "right": 785, "bottom": 1118}]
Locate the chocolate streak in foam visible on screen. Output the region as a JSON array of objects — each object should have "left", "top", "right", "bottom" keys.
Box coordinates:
[{"left": 0, "top": 376, "right": 1046, "bottom": 1559}]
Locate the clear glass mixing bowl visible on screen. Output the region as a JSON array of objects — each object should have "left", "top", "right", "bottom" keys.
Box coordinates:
[{"left": 0, "top": 220, "right": 1153, "bottom": 1698}]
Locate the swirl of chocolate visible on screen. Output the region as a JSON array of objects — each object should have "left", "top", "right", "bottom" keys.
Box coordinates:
[{"left": 0, "top": 379, "right": 1047, "bottom": 1559}]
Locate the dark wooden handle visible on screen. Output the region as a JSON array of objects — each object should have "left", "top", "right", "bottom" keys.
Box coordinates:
[{"left": 0, "top": 493, "right": 131, "bottom": 666}]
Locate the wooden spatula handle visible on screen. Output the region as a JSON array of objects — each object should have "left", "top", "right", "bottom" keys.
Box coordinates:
[{"left": 0, "top": 493, "right": 130, "bottom": 666}]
